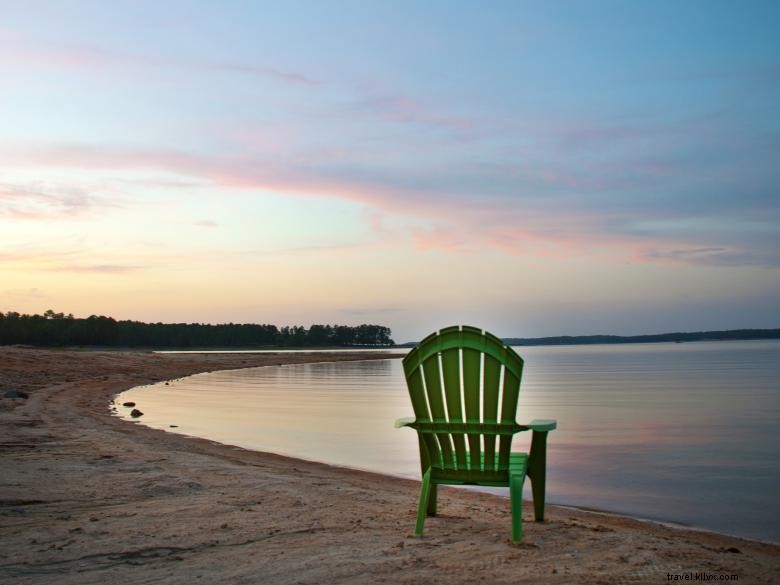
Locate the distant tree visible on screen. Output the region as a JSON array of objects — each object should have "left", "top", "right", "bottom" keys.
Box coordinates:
[
  {"left": 0, "top": 310, "right": 394, "bottom": 348},
  {"left": 306, "top": 324, "right": 332, "bottom": 346}
]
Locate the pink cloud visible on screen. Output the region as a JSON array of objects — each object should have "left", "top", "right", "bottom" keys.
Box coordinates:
[
  {"left": 413, "top": 224, "right": 469, "bottom": 252},
  {"left": 0, "top": 142, "right": 736, "bottom": 266},
  {"left": 363, "top": 96, "right": 474, "bottom": 130},
  {"left": 1, "top": 143, "right": 395, "bottom": 209},
  {"left": 361, "top": 95, "right": 477, "bottom": 133}
]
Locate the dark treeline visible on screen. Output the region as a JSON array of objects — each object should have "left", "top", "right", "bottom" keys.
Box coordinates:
[
  {"left": 0, "top": 310, "right": 394, "bottom": 348},
  {"left": 502, "top": 329, "right": 780, "bottom": 346}
]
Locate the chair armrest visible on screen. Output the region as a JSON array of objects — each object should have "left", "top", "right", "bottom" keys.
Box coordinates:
[
  {"left": 394, "top": 417, "right": 416, "bottom": 429},
  {"left": 517, "top": 419, "right": 557, "bottom": 432}
]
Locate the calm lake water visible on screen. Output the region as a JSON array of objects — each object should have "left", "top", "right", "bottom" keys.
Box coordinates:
[{"left": 117, "top": 340, "right": 780, "bottom": 543}]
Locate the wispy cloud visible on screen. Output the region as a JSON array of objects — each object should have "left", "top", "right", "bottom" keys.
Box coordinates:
[
  {"left": 644, "top": 246, "right": 780, "bottom": 268},
  {"left": 203, "top": 60, "right": 319, "bottom": 86},
  {"left": 2, "top": 138, "right": 777, "bottom": 267},
  {"left": 2, "top": 287, "right": 48, "bottom": 302},
  {"left": 0, "top": 245, "right": 85, "bottom": 263},
  {"left": 45, "top": 264, "right": 141, "bottom": 273},
  {"left": 356, "top": 94, "right": 478, "bottom": 135},
  {"left": 0, "top": 182, "right": 112, "bottom": 220},
  {"left": 412, "top": 224, "right": 470, "bottom": 252},
  {"left": 339, "top": 306, "right": 400, "bottom": 316},
  {"left": 0, "top": 34, "right": 319, "bottom": 86},
  {"left": 646, "top": 246, "right": 728, "bottom": 261},
  {"left": 245, "top": 242, "right": 363, "bottom": 257}
]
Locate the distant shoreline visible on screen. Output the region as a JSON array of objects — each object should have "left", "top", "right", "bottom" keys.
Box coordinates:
[
  {"left": 398, "top": 328, "right": 780, "bottom": 348},
  {"left": 4, "top": 327, "right": 779, "bottom": 351}
]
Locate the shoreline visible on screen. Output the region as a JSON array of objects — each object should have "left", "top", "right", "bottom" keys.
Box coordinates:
[{"left": 1, "top": 347, "right": 777, "bottom": 584}]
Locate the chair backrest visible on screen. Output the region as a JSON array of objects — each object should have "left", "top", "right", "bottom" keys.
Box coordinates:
[{"left": 402, "top": 325, "right": 524, "bottom": 477}]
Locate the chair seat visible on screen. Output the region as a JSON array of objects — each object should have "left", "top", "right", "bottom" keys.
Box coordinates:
[{"left": 431, "top": 452, "right": 528, "bottom": 485}]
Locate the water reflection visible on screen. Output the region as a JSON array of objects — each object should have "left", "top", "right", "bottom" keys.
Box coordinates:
[{"left": 118, "top": 340, "right": 780, "bottom": 542}]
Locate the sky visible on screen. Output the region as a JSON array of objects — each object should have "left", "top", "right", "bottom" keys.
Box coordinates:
[{"left": 1, "top": 1, "right": 779, "bottom": 341}]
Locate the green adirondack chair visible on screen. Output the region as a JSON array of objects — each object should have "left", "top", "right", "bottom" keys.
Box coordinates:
[{"left": 396, "top": 325, "right": 556, "bottom": 543}]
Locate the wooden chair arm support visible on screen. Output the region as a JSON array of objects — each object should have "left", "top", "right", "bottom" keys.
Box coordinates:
[
  {"left": 394, "top": 417, "right": 416, "bottom": 429},
  {"left": 516, "top": 419, "right": 557, "bottom": 432},
  {"left": 526, "top": 425, "right": 553, "bottom": 522},
  {"left": 395, "top": 418, "right": 557, "bottom": 433},
  {"left": 524, "top": 420, "right": 555, "bottom": 479}
]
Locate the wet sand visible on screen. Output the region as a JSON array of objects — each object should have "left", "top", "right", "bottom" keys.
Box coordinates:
[{"left": 1, "top": 347, "right": 777, "bottom": 584}]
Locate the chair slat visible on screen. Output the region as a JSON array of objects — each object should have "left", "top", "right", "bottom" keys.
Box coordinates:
[
  {"left": 462, "top": 347, "right": 481, "bottom": 422},
  {"left": 498, "top": 368, "right": 521, "bottom": 468},
  {"left": 483, "top": 355, "right": 501, "bottom": 423},
  {"left": 500, "top": 369, "right": 521, "bottom": 423},
  {"left": 482, "top": 354, "right": 501, "bottom": 470},
  {"left": 407, "top": 369, "right": 430, "bottom": 422},
  {"left": 441, "top": 347, "right": 467, "bottom": 467},
  {"left": 422, "top": 355, "right": 446, "bottom": 420},
  {"left": 461, "top": 346, "right": 482, "bottom": 470},
  {"left": 407, "top": 369, "right": 443, "bottom": 468},
  {"left": 422, "top": 355, "right": 455, "bottom": 467},
  {"left": 441, "top": 348, "right": 463, "bottom": 422}
]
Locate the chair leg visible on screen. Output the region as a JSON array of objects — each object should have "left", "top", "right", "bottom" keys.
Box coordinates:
[
  {"left": 530, "top": 474, "right": 546, "bottom": 522},
  {"left": 528, "top": 430, "right": 549, "bottom": 522},
  {"left": 415, "top": 468, "right": 432, "bottom": 536},
  {"left": 426, "top": 483, "right": 438, "bottom": 516},
  {"left": 509, "top": 473, "right": 524, "bottom": 543}
]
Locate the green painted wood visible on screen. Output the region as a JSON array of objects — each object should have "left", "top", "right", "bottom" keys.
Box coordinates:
[
  {"left": 528, "top": 430, "right": 550, "bottom": 521},
  {"left": 431, "top": 451, "right": 527, "bottom": 484},
  {"left": 435, "top": 329, "right": 465, "bottom": 470},
  {"left": 400, "top": 325, "right": 556, "bottom": 542},
  {"left": 403, "top": 326, "right": 523, "bottom": 381},
  {"left": 461, "top": 346, "right": 481, "bottom": 469},
  {"left": 500, "top": 370, "right": 521, "bottom": 424},
  {"left": 526, "top": 419, "right": 557, "bottom": 432},
  {"left": 509, "top": 471, "right": 525, "bottom": 542},
  {"left": 440, "top": 348, "right": 462, "bottom": 421},
  {"left": 482, "top": 354, "right": 501, "bottom": 423},
  {"left": 482, "top": 354, "right": 501, "bottom": 470},
  {"left": 421, "top": 354, "right": 455, "bottom": 467},
  {"left": 405, "top": 368, "right": 443, "bottom": 470},
  {"left": 421, "top": 355, "right": 446, "bottom": 420},
  {"left": 404, "top": 421, "right": 520, "bottom": 435},
  {"left": 498, "top": 368, "right": 522, "bottom": 470},
  {"left": 441, "top": 347, "right": 467, "bottom": 467},
  {"left": 415, "top": 468, "right": 432, "bottom": 536},
  {"left": 427, "top": 483, "right": 438, "bottom": 515},
  {"left": 394, "top": 417, "right": 415, "bottom": 428},
  {"left": 405, "top": 369, "right": 429, "bottom": 422}
]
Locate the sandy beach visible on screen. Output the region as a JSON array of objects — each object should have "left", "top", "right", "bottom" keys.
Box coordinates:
[{"left": 1, "top": 347, "right": 777, "bottom": 584}]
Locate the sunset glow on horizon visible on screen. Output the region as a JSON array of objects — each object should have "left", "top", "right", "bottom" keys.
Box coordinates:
[{"left": 1, "top": 1, "right": 779, "bottom": 341}]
